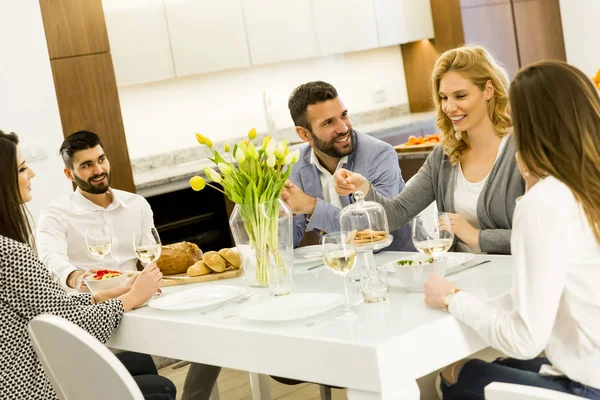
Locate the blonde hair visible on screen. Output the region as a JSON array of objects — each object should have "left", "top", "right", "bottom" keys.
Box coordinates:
[
  {"left": 511, "top": 61, "right": 600, "bottom": 244},
  {"left": 431, "top": 45, "right": 512, "bottom": 165}
]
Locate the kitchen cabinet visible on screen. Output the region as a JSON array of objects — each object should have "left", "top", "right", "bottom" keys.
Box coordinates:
[
  {"left": 312, "top": 0, "right": 379, "bottom": 56},
  {"left": 102, "top": 0, "right": 175, "bottom": 86},
  {"left": 373, "top": 0, "right": 434, "bottom": 47},
  {"left": 165, "top": 0, "right": 251, "bottom": 76},
  {"left": 243, "top": 0, "right": 318, "bottom": 65}
]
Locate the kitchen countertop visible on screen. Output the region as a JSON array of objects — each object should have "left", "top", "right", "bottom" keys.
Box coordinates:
[{"left": 132, "top": 107, "right": 436, "bottom": 198}]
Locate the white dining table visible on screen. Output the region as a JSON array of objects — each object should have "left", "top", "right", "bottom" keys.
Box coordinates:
[{"left": 107, "top": 252, "right": 513, "bottom": 399}]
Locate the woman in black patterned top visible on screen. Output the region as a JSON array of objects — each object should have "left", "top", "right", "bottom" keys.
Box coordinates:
[{"left": 0, "top": 131, "right": 163, "bottom": 399}]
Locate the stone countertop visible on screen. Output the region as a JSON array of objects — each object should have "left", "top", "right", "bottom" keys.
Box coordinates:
[{"left": 132, "top": 108, "right": 436, "bottom": 197}]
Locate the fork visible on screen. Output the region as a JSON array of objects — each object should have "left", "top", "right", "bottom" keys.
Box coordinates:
[{"left": 200, "top": 294, "right": 253, "bottom": 315}]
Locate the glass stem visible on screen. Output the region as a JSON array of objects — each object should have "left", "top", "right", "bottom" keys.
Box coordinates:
[
  {"left": 100, "top": 256, "right": 104, "bottom": 269},
  {"left": 342, "top": 275, "right": 351, "bottom": 313}
]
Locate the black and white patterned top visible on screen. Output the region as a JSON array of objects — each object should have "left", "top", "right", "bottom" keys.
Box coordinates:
[{"left": 0, "top": 235, "right": 124, "bottom": 399}]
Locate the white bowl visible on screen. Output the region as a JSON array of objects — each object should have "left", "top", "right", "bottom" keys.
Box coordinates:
[
  {"left": 84, "top": 273, "right": 128, "bottom": 295},
  {"left": 392, "top": 254, "right": 447, "bottom": 292}
]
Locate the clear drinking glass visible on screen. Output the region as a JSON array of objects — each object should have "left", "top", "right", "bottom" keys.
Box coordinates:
[
  {"left": 322, "top": 232, "right": 358, "bottom": 320},
  {"left": 412, "top": 211, "right": 455, "bottom": 261},
  {"left": 86, "top": 226, "right": 112, "bottom": 269},
  {"left": 133, "top": 228, "right": 162, "bottom": 264}
]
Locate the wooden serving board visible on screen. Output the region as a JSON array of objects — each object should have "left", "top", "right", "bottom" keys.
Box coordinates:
[
  {"left": 394, "top": 142, "right": 438, "bottom": 152},
  {"left": 126, "top": 268, "right": 243, "bottom": 287}
]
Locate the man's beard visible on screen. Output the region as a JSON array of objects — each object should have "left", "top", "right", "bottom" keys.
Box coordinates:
[
  {"left": 73, "top": 171, "right": 111, "bottom": 194},
  {"left": 309, "top": 129, "right": 355, "bottom": 158}
]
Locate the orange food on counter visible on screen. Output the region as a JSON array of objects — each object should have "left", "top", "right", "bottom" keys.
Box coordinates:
[{"left": 404, "top": 133, "right": 440, "bottom": 146}]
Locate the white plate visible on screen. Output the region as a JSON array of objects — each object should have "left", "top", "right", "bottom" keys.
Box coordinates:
[
  {"left": 148, "top": 285, "right": 246, "bottom": 311},
  {"left": 293, "top": 245, "right": 323, "bottom": 265},
  {"left": 240, "top": 293, "right": 344, "bottom": 322}
]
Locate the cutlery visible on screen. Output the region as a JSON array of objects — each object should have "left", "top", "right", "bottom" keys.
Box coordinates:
[
  {"left": 305, "top": 302, "right": 361, "bottom": 328},
  {"left": 307, "top": 264, "right": 324, "bottom": 271},
  {"left": 445, "top": 260, "right": 491, "bottom": 276},
  {"left": 200, "top": 294, "right": 253, "bottom": 315}
]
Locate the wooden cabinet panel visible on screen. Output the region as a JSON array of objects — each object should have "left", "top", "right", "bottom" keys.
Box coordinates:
[
  {"left": 243, "top": 0, "right": 317, "bottom": 65},
  {"left": 50, "top": 53, "right": 135, "bottom": 192},
  {"left": 401, "top": 39, "right": 438, "bottom": 112},
  {"left": 373, "top": 0, "right": 434, "bottom": 46},
  {"left": 312, "top": 0, "right": 379, "bottom": 56},
  {"left": 40, "top": 0, "right": 109, "bottom": 59},
  {"left": 103, "top": 0, "right": 175, "bottom": 86},
  {"left": 166, "top": 0, "right": 251, "bottom": 75},
  {"left": 461, "top": 3, "right": 520, "bottom": 76},
  {"left": 430, "top": 0, "right": 465, "bottom": 53},
  {"left": 461, "top": 0, "right": 510, "bottom": 7},
  {"left": 513, "top": 0, "right": 566, "bottom": 65}
]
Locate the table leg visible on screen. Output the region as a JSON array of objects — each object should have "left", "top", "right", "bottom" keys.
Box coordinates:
[
  {"left": 249, "top": 372, "right": 272, "bottom": 400},
  {"left": 347, "top": 380, "right": 420, "bottom": 400}
]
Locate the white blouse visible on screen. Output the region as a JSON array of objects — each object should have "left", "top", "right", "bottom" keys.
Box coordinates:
[{"left": 449, "top": 176, "right": 600, "bottom": 388}]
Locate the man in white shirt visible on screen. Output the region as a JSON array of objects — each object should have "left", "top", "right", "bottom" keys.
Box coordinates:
[
  {"left": 37, "top": 131, "right": 220, "bottom": 400},
  {"left": 282, "top": 81, "right": 414, "bottom": 250}
]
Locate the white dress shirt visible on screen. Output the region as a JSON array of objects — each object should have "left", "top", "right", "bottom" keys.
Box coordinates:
[
  {"left": 36, "top": 188, "right": 155, "bottom": 290},
  {"left": 449, "top": 176, "right": 600, "bottom": 388},
  {"left": 310, "top": 149, "right": 348, "bottom": 210}
]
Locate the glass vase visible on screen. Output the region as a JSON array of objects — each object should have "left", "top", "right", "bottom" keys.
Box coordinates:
[{"left": 229, "top": 198, "right": 294, "bottom": 295}]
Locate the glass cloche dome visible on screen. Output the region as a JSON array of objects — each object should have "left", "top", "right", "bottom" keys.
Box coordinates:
[{"left": 339, "top": 191, "right": 393, "bottom": 250}]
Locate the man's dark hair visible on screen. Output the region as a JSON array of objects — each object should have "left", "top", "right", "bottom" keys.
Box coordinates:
[
  {"left": 59, "top": 131, "right": 103, "bottom": 169},
  {"left": 288, "top": 81, "right": 338, "bottom": 131}
]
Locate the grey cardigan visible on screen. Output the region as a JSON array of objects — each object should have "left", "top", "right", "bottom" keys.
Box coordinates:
[{"left": 366, "top": 134, "right": 525, "bottom": 254}]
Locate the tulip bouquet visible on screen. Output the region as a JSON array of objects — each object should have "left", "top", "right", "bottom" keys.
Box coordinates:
[{"left": 190, "top": 129, "right": 300, "bottom": 286}]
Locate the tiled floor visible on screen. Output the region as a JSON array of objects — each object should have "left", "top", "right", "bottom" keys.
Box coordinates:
[{"left": 158, "top": 364, "right": 347, "bottom": 400}]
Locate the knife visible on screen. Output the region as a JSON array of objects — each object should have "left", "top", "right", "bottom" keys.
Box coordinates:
[{"left": 445, "top": 259, "right": 491, "bottom": 276}]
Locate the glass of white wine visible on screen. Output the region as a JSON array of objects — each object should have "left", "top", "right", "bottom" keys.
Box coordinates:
[
  {"left": 412, "top": 211, "right": 454, "bottom": 260},
  {"left": 86, "top": 226, "right": 112, "bottom": 269},
  {"left": 133, "top": 228, "right": 162, "bottom": 264},
  {"left": 322, "top": 232, "right": 358, "bottom": 320}
]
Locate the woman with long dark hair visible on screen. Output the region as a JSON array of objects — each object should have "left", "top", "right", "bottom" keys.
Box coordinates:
[
  {"left": 425, "top": 62, "right": 600, "bottom": 398},
  {"left": 0, "top": 131, "right": 165, "bottom": 399}
]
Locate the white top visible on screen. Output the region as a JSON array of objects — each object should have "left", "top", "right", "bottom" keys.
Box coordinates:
[
  {"left": 454, "top": 136, "right": 508, "bottom": 253},
  {"left": 36, "top": 188, "right": 155, "bottom": 290},
  {"left": 449, "top": 176, "right": 600, "bottom": 388},
  {"left": 309, "top": 149, "right": 348, "bottom": 210}
]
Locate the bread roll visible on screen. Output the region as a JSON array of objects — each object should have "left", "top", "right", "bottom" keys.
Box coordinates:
[
  {"left": 202, "top": 251, "right": 227, "bottom": 273},
  {"left": 218, "top": 248, "right": 242, "bottom": 269},
  {"left": 187, "top": 260, "right": 212, "bottom": 277},
  {"left": 156, "top": 242, "right": 202, "bottom": 275}
]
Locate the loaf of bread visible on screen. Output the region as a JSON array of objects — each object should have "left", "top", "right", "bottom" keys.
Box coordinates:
[
  {"left": 202, "top": 251, "right": 227, "bottom": 273},
  {"left": 187, "top": 260, "right": 212, "bottom": 277},
  {"left": 156, "top": 242, "right": 203, "bottom": 275},
  {"left": 218, "top": 248, "right": 242, "bottom": 269}
]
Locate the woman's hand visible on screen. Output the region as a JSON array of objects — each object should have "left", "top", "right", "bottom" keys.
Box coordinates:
[
  {"left": 446, "top": 213, "right": 480, "bottom": 248},
  {"left": 516, "top": 152, "right": 540, "bottom": 192},
  {"left": 118, "top": 263, "right": 163, "bottom": 311},
  {"left": 424, "top": 275, "right": 457, "bottom": 309},
  {"left": 333, "top": 168, "right": 370, "bottom": 196}
]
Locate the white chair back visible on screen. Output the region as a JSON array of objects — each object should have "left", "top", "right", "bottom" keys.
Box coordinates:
[
  {"left": 28, "top": 314, "right": 144, "bottom": 400},
  {"left": 485, "top": 382, "right": 586, "bottom": 400}
]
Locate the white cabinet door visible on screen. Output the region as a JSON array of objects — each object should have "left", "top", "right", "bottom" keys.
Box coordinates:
[
  {"left": 165, "top": 0, "right": 251, "bottom": 77},
  {"left": 373, "top": 0, "right": 434, "bottom": 46},
  {"left": 103, "top": 0, "right": 175, "bottom": 86},
  {"left": 312, "top": 0, "right": 379, "bottom": 56},
  {"left": 242, "top": 0, "right": 318, "bottom": 65}
]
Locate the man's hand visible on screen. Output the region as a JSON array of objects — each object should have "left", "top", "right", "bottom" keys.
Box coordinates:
[
  {"left": 446, "top": 213, "right": 480, "bottom": 248},
  {"left": 281, "top": 180, "right": 317, "bottom": 215},
  {"left": 67, "top": 268, "right": 98, "bottom": 291},
  {"left": 332, "top": 168, "right": 370, "bottom": 196}
]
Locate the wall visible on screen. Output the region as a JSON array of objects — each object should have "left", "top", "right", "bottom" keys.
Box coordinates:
[
  {"left": 559, "top": 0, "right": 600, "bottom": 78},
  {"left": 117, "top": 45, "right": 409, "bottom": 159},
  {"left": 0, "top": 1, "right": 72, "bottom": 220}
]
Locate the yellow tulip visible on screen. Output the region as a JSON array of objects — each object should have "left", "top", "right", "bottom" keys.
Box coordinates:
[
  {"left": 224, "top": 143, "right": 231, "bottom": 152},
  {"left": 248, "top": 128, "right": 257, "bottom": 140},
  {"left": 195, "top": 133, "right": 205, "bottom": 145},
  {"left": 204, "top": 167, "right": 222, "bottom": 183},
  {"left": 275, "top": 143, "right": 286, "bottom": 159},
  {"left": 190, "top": 175, "right": 206, "bottom": 191},
  {"left": 248, "top": 142, "right": 259, "bottom": 159},
  {"left": 262, "top": 136, "right": 272, "bottom": 151},
  {"left": 291, "top": 149, "right": 300, "bottom": 163},
  {"left": 283, "top": 152, "right": 295, "bottom": 165},
  {"left": 266, "top": 154, "right": 276, "bottom": 168},
  {"left": 218, "top": 162, "right": 233, "bottom": 175},
  {"left": 204, "top": 136, "right": 213, "bottom": 147},
  {"left": 235, "top": 148, "right": 246, "bottom": 163},
  {"left": 265, "top": 138, "right": 276, "bottom": 156}
]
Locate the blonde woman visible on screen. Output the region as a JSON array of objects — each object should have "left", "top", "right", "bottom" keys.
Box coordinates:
[
  {"left": 425, "top": 60, "right": 600, "bottom": 399},
  {"left": 334, "top": 45, "right": 524, "bottom": 254}
]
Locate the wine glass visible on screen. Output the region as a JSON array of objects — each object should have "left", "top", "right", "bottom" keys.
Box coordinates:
[
  {"left": 86, "top": 226, "right": 112, "bottom": 269},
  {"left": 411, "top": 211, "right": 454, "bottom": 260},
  {"left": 133, "top": 228, "right": 162, "bottom": 264},
  {"left": 322, "top": 232, "right": 358, "bottom": 320}
]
